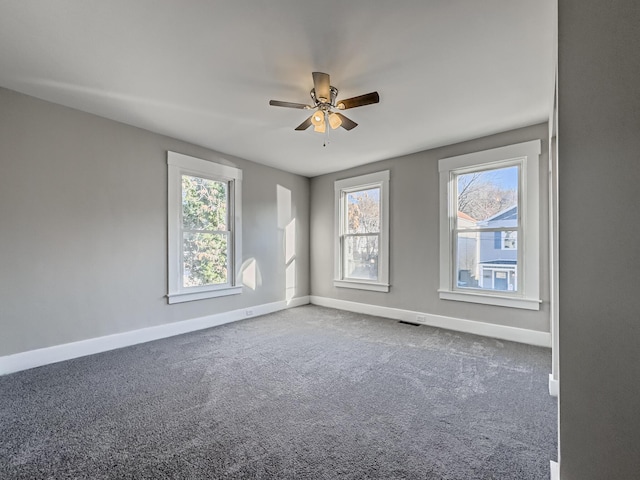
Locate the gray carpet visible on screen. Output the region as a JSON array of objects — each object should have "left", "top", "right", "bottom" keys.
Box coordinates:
[{"left": 0, "top": 305, "right": 557, "bottom": 479}]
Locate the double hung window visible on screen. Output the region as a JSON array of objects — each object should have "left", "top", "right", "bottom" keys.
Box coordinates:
[
  {"left": 167, "top": 152, "right": 242, "bottom": 304},
  {"left": 439, "top": 141, "right": 541, "bottom": 310},
  {"left": 334, "top": 171, "right": 390, "bottom": 292}
]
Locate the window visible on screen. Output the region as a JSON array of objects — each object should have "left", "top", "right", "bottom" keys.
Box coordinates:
[
  {"left": 439, "top": 140, "right": 541, "bottom": 310},
  {"left": 167, "top": 151, "right": 242, "bottom": 304},
  {"left": 501, "top": 231, "right": 517, "bottom": 250},
  {"left": 334, "top": 171, "right": 390, "bottom": 292}
]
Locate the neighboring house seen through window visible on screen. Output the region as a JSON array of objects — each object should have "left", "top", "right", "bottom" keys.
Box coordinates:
[
  {"left": 167, "top": 151, "right": 242, "bottom": 304},
  {"left": 334, "top": 171, "right": 390, "bottom": 292},
  {"left": 439, "top": 141, "right": 541, "bottom": 310}
]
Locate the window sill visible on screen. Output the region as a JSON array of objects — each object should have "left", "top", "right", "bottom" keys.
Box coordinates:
[
  {"left": 167, "top": 286, "right": 243, "bottom": 304},
  {"left": 438, "top": 289, "right": 541, "bottom": 310},
  {"left": 334, "top": 279, "right": 390, "bottom": 292}
]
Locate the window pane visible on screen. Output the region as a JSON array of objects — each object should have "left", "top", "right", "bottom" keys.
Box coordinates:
[
  {"left": 346, "top": 188, "right": 380, "bottom": 234},
  {"left": 183, "top": 232, "right": 228, "bottom": 287},
  {"left": 456, "top": 231, "right": 479, "bottom": 288},
  {"left": 456, "top": 165, "right": 518, "bottom": 229},
  {"left": 455, "top": 231, "right": 518, "bottom": 292},
  {"left": 344, "top": 235, "right": 379, "bottom": 280},
  {"left": 182, "top": 175, "right": 227, "bottom": 231},
  {"left": 501, "top": 231, "right": 517, "bottom": 250}
]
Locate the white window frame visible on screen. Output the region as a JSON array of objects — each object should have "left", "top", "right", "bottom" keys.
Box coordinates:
[
  {"left": 167, "top": 151, "right": 242, "bottom": 304},
  {"left": 480, "top": 264, "right": 517, "bottom": 291},
  {"left": 438, "top": 140, "right": 541, "bottom": 310},
  {"left": 334, "top": 170, "right": 390, "bottom": 292},
  {"left": 501, "top": 231, "right": 518, "bottom": 250}
]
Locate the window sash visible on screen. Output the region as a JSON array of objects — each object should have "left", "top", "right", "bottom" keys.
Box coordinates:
[
  {"left": 179, "top": 174, "right": 234, "bottom": 291},
  {"left": 450, "top": 161, "right": 523, "bottom": 296},
  {"left": 181, "top": 230, "right": 231, "bottom": 290},
  {"left": 342, "top": 233, "right": 381, "bottom": 281},
  {"left": 343, "top": 187, "right": 381, "bottom": 235},
  {"left": 452, "top": 163, "right": 521, "bottom": 229},
  {"left": 339, "top": 186, "right": 382, "bottom": 280},
  {"left": 452, "top": 231, "right": 523, "bottom": 295},
  {"left": 181, "top": 175, "right": 229, "bottom": 231}
]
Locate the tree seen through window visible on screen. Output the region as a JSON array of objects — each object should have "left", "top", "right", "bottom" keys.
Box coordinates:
[
  {"left": 181, "top": 175, "right": 229, "bottom": 287},
  {"left": 344, "top": 188, "right": 380, "bottom": 280}
]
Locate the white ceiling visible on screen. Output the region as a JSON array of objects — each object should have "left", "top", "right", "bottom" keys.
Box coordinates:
[{"left": 0, "top": 1, "right": 555, "bottom": 177}]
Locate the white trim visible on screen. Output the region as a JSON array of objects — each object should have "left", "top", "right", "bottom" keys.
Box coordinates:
[
  {"left": 438, "top": 289, "right": 541, "bottom": 311},
  {"left": 334, "top": 170, "right": 390, "bottom": 292},
  {"left": 333, "top": 279, "right": 390, "bottom": 292},
  {"left": 548, "top": 373, "right": 559, "bottom": 397},
  {"left": 167, "top": 151, "right": 242, "bottom": 180},
  {"left": 550, "top": 129, "right": 560, "bottom": 387},
  {"left": 334, "top": 170, "right": 390, "bottom": 191},
  {"left": 0, "top": 296, "right": 310, "bottom": 376},
  {"left": 167, "top": 286, "right": 243, "bottom": 304},
  {"left": 550, "top": 460, "right": 559, "bottom": 480},
  {"left": 438, "top": 140, "right": 541, "bottom": 172},
  {"left": 167, "top": 151, "right": 243, "bottom": 303},
  {"left": 310, "top": 296, "right": 551, "bottom": 347},
  {"left": 438, "top": 140, "right": 541, "bottom": 310}
]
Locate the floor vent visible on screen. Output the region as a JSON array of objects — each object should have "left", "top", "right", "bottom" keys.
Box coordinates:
[{"left": 398, "top": 320, "right": 421, "bottom": 327}]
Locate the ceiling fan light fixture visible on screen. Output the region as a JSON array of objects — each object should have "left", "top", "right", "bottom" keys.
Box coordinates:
[
  {"left": 311, "top": 111, "right": 324, "bottom": 127},
  {"left": 329, "top": 113, "right": 342, "bottom": 130},
  {"left": 328, "top": 112, "right": 342, "bottom": 129},
  {"left": 313, "top": 123, "right": 326, "bottom": 133}
]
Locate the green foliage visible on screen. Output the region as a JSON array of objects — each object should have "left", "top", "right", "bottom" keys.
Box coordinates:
[
  {"left": 181, "top": 175, "right": 229, "bottom": 287},
  {"left": 182, "top": 175, "right": 227, "bottom": 231}
]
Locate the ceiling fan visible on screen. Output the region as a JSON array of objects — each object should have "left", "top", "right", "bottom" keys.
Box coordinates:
[{"left": 269, "top": 72, "right": 380, "bottom": 133}]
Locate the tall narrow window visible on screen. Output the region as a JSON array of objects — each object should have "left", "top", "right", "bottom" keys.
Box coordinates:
[
  {"left": 453, "top": 164, "right": 520, "bottom": 293},
  {"left": 167, "top": 152, "right": 242, "bottom": 304},
  {"left": 181, "top": 175, "right": 229, "bottom": 287},
  {"left": 439, "top": 140, "right": 541, "bottom": 310},
  {"left": 334, "top": 171, "right": 390, "bottom": 292}
]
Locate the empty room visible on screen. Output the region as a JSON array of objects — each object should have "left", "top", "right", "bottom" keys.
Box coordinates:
[{"left": 1, "top": 1, "right": 639, "bottom": 479}]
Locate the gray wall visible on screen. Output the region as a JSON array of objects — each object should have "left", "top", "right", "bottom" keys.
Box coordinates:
[
  {"left": 0, "top": 88, "right": 310, "bottom": 356},
  {"left": 558, "top": 1, "right": 640, "bottom": 478},
  {"left": 311, "top": 123, "right": 550, "bottom": 333}
]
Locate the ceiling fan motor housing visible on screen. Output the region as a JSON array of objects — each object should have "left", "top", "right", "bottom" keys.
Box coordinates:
[{"left": 310, "top": 86, "right": 339, "bottom": 107}]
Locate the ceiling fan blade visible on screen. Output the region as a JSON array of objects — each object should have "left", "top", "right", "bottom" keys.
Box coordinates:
[
  {"left": 334, "top": 113, "right": 358, "bottom": 131},
  {"left": 337, "top": 91, "right": 380, "bottom": 110},
  {"left": 312, "top": 72, "right": 331, "bottom": 102},
  {"left": 269, "top": 100, "right": 311, "bottom": 109},
  {"left": 294, "top": 116, "right": 313, "bottom": 131}
]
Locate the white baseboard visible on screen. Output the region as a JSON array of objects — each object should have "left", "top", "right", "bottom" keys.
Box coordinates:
[
  {"left": 310, "top": 296, "right": 551, "bottom": 347},
  {"left": 0, "top": 296, "right": 310, "bottom": 376},
  {"left": 550, "top": 460, "right": 559, "bottom": 480},
  {"left": 548, "top": 374, "right": 559, "bottom": 397},
  {"left": 1, "top": 295, "right": 550, "bottom": 375}
]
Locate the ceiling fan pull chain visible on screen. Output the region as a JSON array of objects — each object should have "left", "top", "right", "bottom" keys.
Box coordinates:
[{"left": 323, "top": 111, "right": 330, "bottom": 147}]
